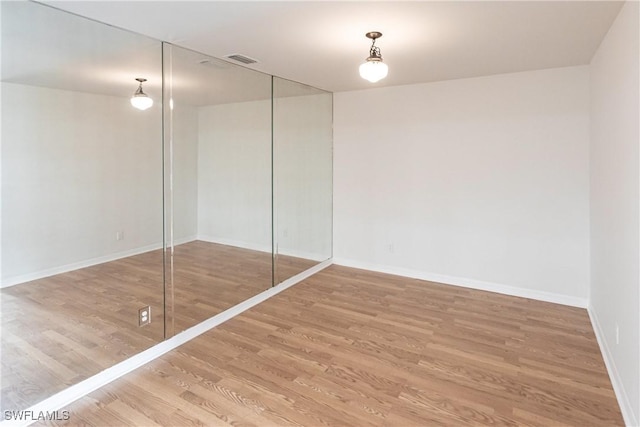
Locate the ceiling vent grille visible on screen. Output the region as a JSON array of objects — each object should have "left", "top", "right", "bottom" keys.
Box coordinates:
[{"left": 225, "top": 53, "right": 258, "bottom": 65}]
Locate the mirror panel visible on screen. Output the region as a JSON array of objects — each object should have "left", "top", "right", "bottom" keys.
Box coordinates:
[
  {"left": 273, "top": 78, "right": 333, "bottom": 284},
  {"left": 0, "top": 2, "right": 164, "bottom": 411},
  {"left": 163, "top": 44, "right": 273, "bottom": 335},
  {"left": 0, "top": 2, "right": 333, "bottom": 413}
]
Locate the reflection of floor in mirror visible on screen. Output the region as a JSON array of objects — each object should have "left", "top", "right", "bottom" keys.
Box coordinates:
[
  {"left": 0, "top": 240, "right": 319, "bottom": 412},
  {"left": 33, "top": 265, "right": 624, "bottom": 427},
  {"left": 170, "top": 240, "right": 319, "bottom": 334}
]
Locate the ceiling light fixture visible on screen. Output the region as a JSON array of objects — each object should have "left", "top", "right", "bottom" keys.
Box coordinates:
[
  {"left": 359, "top": 31, "right": 388, "bottom": 83},
  {"left": 130, "top": 78, "right": 153, "bottom": 110}
]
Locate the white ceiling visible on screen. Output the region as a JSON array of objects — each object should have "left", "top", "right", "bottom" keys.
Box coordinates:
[{"left": 44, "top": 0, "right": 624, "bottom": 93}]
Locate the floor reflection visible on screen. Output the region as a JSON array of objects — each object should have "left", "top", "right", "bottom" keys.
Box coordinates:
[{"left": 1, "top": 241, "right": 318, "bottom": 412}]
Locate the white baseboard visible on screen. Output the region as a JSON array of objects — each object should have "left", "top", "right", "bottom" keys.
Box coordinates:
[
  {"left": 0, "top": 233, "right": 321, "bottom": 288},
  {"left": 1, "top": 243, "right": 162, "bottom": 289},
  {"left": 0, "top": 258, "right": 333, "bottom": 427},
  {"left": 197, "top": 234, "right": 272, "bottom": 254},
  {"left": 588, "top": 307, "right": 638, "bottom": 427},
  {"left": 332, "top": 258, "right": 588, "bottom": 308},
  {"left": 277, "top": 247, "right": 329, "bottom": 262},
  {"left": 171, "top": 235, "right": 198, "bottom": 246},
  {"left": 1, "top": 235, "right": 198, "bottom": 289},
  {"left": 197, "top": 234, "right": 329, "bottom": 262}
]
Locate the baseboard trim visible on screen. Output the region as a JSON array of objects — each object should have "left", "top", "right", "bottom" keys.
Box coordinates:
[
  {"left": 197, "top": 234, "right": 271, "bottom": 254},
  {"left": 197, "top": 235, "right": 329, "bottom": 261},
  {"left": 0, "top": 258, "right": 333, "bottom": 427},
  {"left": 170, "top": 235, "right": 199, "bottom": 246},
  {"left": 1, "top": 235, "right": 198, "bottom": 289},
  {"left": 332, "top": 258, "right": 588, "bottom": 308},
  {"left": 1, "top": 243, "right": 162, "bottom": 289},
  {"left": 588, "top": 306, "right": 638, "bottom": 427}
]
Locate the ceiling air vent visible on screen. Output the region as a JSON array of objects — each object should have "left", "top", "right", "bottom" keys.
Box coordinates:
[{"left": 225, "top": 53, "right": 258, "bottom": 65}]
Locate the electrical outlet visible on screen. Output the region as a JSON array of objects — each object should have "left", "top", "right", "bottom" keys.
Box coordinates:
[
  {"left": 116, "top": 231, "right": 124, "bottom": 241},
  {"left": 615, "top": 323, "right": 619, "bottom": 345},
  {"left": 138, "top": 306, "right": 151, "bottom": 327}
]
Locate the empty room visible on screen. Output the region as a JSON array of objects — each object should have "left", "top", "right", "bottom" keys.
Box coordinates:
[{"left": 1, "top": 1, "right": 639, "bottom": 426}]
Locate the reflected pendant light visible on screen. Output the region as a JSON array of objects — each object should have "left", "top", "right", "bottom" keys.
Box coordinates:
[
  {"left": 359, "top": 31, "right": 388, "bottom": 83},
  {"left": 130, "top": 78, "right": 153, "bottom": 110}
]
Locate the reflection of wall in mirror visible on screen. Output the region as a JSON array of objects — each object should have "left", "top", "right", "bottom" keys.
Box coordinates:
[
  {"left": 274, "top": 94, "right": 332, "bottom": 262},
  {"left": 197, "top": 100, "right": 272, "bottom": 253},
  {"left": 0, "top": 82, "right": 197, "bottom": 287},
  {"left": 197, "top": 96, "right": 332, "bottom": 262},
  {"left": 1, "top": 85, "right": 332, "bottom": 286}
]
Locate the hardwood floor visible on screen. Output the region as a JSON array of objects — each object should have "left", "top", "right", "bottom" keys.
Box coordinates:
[
  {"left": 0, "top": 241, "right": 317, "bottom": 412},
  {"left": 38, "top": 265, "right": 623, "bottom": 426}
]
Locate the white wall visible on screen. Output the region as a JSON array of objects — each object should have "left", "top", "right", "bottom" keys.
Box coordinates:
[
  {"left": 334, "top": 66, "right": 591, "bottom": 306},
  {"left": 589, "top": 1, "right": 640, "bottom": 424},
  {"left": 197, "top": 100, "right": 272, "bottom": 251},
  {"left": 1, "top": 83, "right": 163, "bottom": 285}
]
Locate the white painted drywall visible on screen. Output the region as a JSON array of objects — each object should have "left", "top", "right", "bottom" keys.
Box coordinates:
[
  {"left": 197, "top": 100, "right": 272, "bottom": 251},
  {"left": 334, "top": 66, "right": 590, "bottom": 304},
  {"left": 589, "top": 1, "right": 640, "bottom": 424},
  {"left": 1, "top": 83, "right": 164, "bottom": 284}
]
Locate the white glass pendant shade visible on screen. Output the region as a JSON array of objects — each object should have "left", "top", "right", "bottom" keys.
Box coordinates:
[
  {"left": 130, "top": 78, "right": 153, "bottom": 110},
  {"left": 130, "top": 94, "right": 153, "bottom": 110},
  {"left": 359, "top": 59, "right": 388, "bottom": 83}
]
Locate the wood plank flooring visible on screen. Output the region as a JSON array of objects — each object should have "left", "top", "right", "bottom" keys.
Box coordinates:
[
  {"left": 38, "top": 265, "right": 623, "bottom": 426},
  {"left": 1, "top": 241, "right": 317, "bottom": 412}
]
